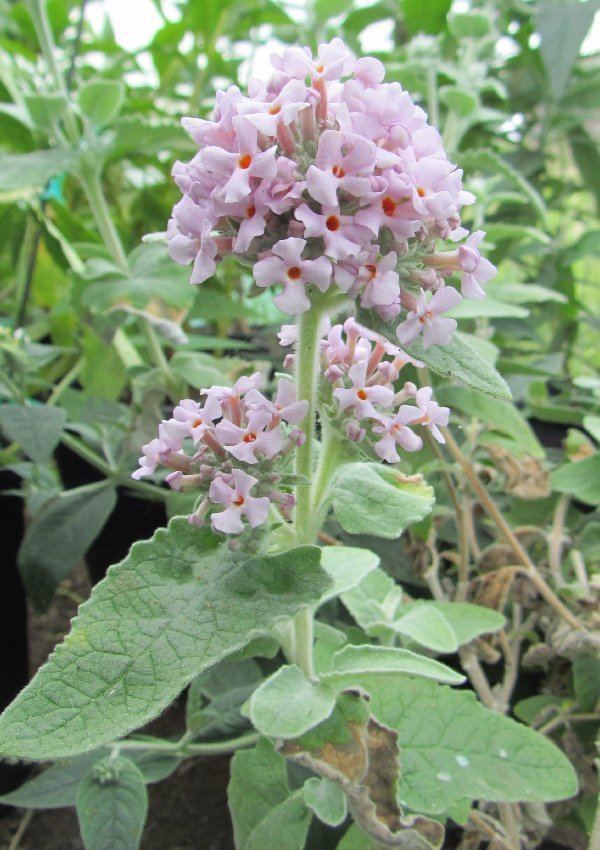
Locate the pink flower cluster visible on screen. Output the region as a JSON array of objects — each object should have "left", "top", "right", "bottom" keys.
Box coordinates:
[
  {"left": 280, "top": 317, "right": 449, "bottom": 463},
  {"left": 132, "top": 374, "right": 307, "bottom": 536},
  {"left": 168, "top": 38, "right": 496, "bottom": 350}
]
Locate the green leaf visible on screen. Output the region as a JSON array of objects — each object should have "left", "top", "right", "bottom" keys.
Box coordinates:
[
  {"left": 0, "top": 749, "right": 179, "bottom": 809},
  {"left": 76, "top": 756, "right": 148, "bottom": 850},
  {"left": 78, "top": 79, "right": 125, "bottom": 128},
  {"left": 0, "top": 751, "right": 103, "bottom": 809},
  {"left": 402, "top": 0, "right": 451, "bottom": 34},
  {"left": 24, "top": 93, "right": 68, "bottom": 131},
  {"left": 434, "top": 386, "right": 544, "bottom": 458},
  {"left": 488, "top": 282, "right": 566, "bottom": 305},
  {"left": 170, "top": 351, "right": 244, "bottom": 390},
  {"left": 439, "top": 87, "right": 478, "bottom": 117},
  {"left": 323, "top": 645, "right": 465, "bottom": 686},
  {"left": 447, "top": 297, "right": 528, "bottom": 319},
  {"left": 249, "top": 666, "right": 337, "bottom": 739},
  {"left": 341, "top": 568, "right": 401, "bottom": 636},
  {"left": 573, "top": 655, "right": 600, "bottom": 711},
  {"left": 355, "top": 675, "right": 578, "bottom": 815},
  {"left": 404, "top": 333, "right": 511, "bottom": 399},
  {"left": 318, "top": 545, "right": 379, "bottom": 604},
  {"left": 392, "top": 607, "right": 459, "bottom": 654},
  {"left": 448, "top": 11, "right": 491, "bottom": 38},
  {"left": 0, "top": 520, "right": 329, "bottom": 760},
  {"left": 228, "top": 737, "right": 311, "bottom": 850},
  {"left": 337, "top": 824, "right": 370, "bottom": 849},
  {"left": 18, "top": 483, "right": 117, "bottom": 611},
  {"left": 536, "top": 0, "right": 599, "bottom": 99},
  {"left": 459, "top": 149, "right": 546, "bottom": 223},
  {"left": 303, "top": 777, "right": 347, "bottom": 827},
  {"left": 332, "top": 463, "right": 435, "bottom": 539},
  {"left": 0, "top": 403, "right": 65, "bottom": 463},
  {"left": 584, "top": 414, "right": 600, "bottom": 442},
  {"left": 425, "top": 602, "right": 505, "bottom": 646},
  {"left": 551, "top": 455, "right": 600, "bottom": 505},
  {"left": 513, "top": 695, "right": 564, "bottom": 726},
  {"left": 0, "top": 148, "right": 77, "bottom": 196}
]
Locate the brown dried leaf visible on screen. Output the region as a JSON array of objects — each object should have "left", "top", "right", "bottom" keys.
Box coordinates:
[
  {"left": 486, "top": 446, "right": 550, "bottom": 499},
  {"left": 279, "top": 693, "right": 443, "bottom": 849},
  {"left": 471, "top": 567, "right": 518, "bottom": 612}
]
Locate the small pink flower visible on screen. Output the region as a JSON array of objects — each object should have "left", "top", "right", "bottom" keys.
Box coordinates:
[
  {"left": 458, "top": 231, "right": 496, "bottom": 299},
  {"left": 372, "top": 407, "right": 423, "bottom": 463},
  {"left": 167, "top": 196, "right": 217, "bottom": 285},
  {"left": 306, "top": 130, "right": 376, "bottom": 207},
  {"left": 216, "top": 408, "right": 285, "bottom": 464},
  {"left": 246, "top": 377, "right": 308, "bottom": 424},
  {"left": 413, "top": 387, "right": 449, "bottom": 443},
  {"left": 172, "top": 397, "right": 222, "bottom": 444},
  {"left": 238, "top": 79, "right": 309, "bottom": 136},
  {"left": 358, "top": 252, "right": 400, "bottom": 309},
  {"left": 253, "top": 237, "right": 332, "bottom": 314},
  {"left": 333, "top": 360, "right": 394, "bottom": 419},
  {"left": 202, "top": 116, "right": 277, "bottom": 203},
  {"left": 396, "top": 286, "right": 461, "bottom": 349},
  {"left": 132, "top": 438, "right": 168, "bottom": 480},
  {"left": 295, "top": 204, "right": 368, "bottom": 261},
  {"left": 209, "top": 470, "right": 270, "bottom": 534}
]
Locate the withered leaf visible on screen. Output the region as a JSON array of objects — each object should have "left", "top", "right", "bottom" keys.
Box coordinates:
[
  {"left": 279, "top": 693, "right": 443, "bottom": 849},
  {"left": 486, "top": 446, "right": 550, "bottom": 500}
]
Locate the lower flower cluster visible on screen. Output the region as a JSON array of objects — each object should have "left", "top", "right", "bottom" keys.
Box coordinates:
[
  {"left": 132, "top": 375, "right": 307, "bottom": 536},
  {"left": 281, "top": 317, "right": 449, "bottom": 463}
]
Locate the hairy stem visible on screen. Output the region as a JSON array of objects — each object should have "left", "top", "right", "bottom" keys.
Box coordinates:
[
  {"left": 79, "top": 169, "right": 129, "bottom": 272},
  {"left": 290, "top": 306, "right": 324, "bottom": 678}
]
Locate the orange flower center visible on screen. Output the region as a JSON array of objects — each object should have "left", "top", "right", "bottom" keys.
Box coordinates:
[
  {"left": 418, "top": 310, "right": 433, "bottom": 324},
  {"left": 238, "top": 154, "right": 252, "bottom": 169},
  {"left": 316, "top": 63, "right": 324, "bottom": 73},
  {"left": 243, "top": 432, "right": 257, "bottom": 443},
  {"left": 326, "top": 215, "right": 340, "bottom": 231},
  {"left": 357, "top": 389, "right": 368, "bottom": 400},
  {"left": 246, "top": 204, "right": 256, "bottom": 218},
  {"left": 269, "top": 104, "right": 281, "bottom": 114},
  {"left": 365, "top": 264, "right": 377, "bottom": 280},
  {"left": 192, "top": 417, "right": 203, "bottom": 428},
  {"left": 232, "top": 495, "right": 245, "bottom": 506},
  {"left": 416, "top": 186, "right": 426, "bottom": 198},
  {"left": 382, "top": 196, "right": 396, "bottom": 216},
  {"left": 287, "top": 266, "right": 302, "bottom": 279},
  {"left": 332, "top": 165, "right": 346, "bottom": 177}
]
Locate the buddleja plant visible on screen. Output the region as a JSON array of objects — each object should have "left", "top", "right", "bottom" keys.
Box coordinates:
[{"left": 0, "top": 38, "right": 577, "bottom": 850}]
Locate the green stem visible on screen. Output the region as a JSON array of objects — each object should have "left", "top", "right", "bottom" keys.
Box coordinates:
[
  {"left": 114, "top": 731, "right": 258, "bottom": 758},
  {"left": 25, "top": 0, "right": 79, "bottom": 144},
  {"left": 293, "top": 307, "right": 323, "bottom": 544},
  {"left": 141, "top": 319, "right": 179, "bottom": 398},
  {"left": 309, "top": 418, "right": 346, "bottom": 539},
  {"left": 290, "top": 306, "right": 325, "bottom": 679},
  {"left": 78, "top": 169, "right": 129, "bottom": 272},
  {"left": 61, "top": 433, "right": 169, "bottom": 501}
]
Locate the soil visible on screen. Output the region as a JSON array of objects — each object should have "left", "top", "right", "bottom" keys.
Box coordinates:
[{"left": 0, "top": 562, "right": 235, "bottom": 850}]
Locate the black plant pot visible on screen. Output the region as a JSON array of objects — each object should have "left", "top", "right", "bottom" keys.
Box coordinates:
[{"left": 0, "top": 471, "right": 29, "bottom": 802}]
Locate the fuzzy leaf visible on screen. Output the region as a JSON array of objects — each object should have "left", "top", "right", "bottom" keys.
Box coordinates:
[
  {"left": 319, "top": 545, "right": 380, "bottom": 603},
  {"left": 332, "top": 464, "right": 434, "bottom": 539},
  {"left": 323, "top": 645, "right": 464, "bottom": 686},
  {"left": 76, "top": 756, "right": 148, "bottom": 850},
  {"left": 18, "top": 483, "right": 117, "bottom": 611},
  {"left": 0, "top": 403, "right": 66, "bottom": 463},
  {"left": 303, "top": 777, "right": 348, "bottom": 826},
  {"left": 0, "top": 519, "right": 329, "bottom": 760},
  {"left": 354, "top": 675, "right": 578, "bottom": 816},
  {"left": 249, "top": 666, "right": 337, "bottom": 739},
  {"left": 228, "top": 738, "right": 311, "bottom": 850}
]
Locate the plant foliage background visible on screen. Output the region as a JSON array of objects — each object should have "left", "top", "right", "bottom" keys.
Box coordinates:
[{"left": 0, "top": 0, "right": 599, "bottom": 848}]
